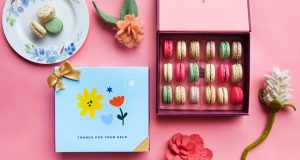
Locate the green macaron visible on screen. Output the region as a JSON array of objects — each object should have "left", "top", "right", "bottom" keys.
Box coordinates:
[
  {"left": 163, "top": 86, "right": 172, "bottom": 104},
  {"left": 45, "top": 17, "right": 63, "bottom": 34},
  {"left": 219, "top": 41, "right": 230, "bottom": 59},
  {"left": 189, "top": 63, "right": 199, "bottom": 82}
]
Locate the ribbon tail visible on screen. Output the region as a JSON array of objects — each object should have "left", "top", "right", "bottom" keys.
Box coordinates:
[{"left": 55, "top": 80, "right": 65, "bottom": 91}]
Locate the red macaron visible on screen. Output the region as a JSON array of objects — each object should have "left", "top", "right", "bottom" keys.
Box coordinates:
[
  {"left": 164, "top": 40, "right": 173, "bottom": 59},
  {"left": 175, "top": 63, "right": 186, "bottom": 82},
  {"left": 230, "top": 87, "right": 243, "bottom": 104},
  {"left": 217, "top": 64, "right": 230, "bottom": 83}
]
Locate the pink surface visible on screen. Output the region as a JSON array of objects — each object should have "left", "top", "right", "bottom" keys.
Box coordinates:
[
  {"left": 0, "top": 0, "right": 300, "bottom": 159},
  {"left": 158, "top": 0, "right": 250, "bottom": 32}
]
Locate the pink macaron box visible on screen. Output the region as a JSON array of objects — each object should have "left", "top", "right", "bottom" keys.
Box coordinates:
[{"left": 156, "top": 0, "right": 251, "bottom": 116}]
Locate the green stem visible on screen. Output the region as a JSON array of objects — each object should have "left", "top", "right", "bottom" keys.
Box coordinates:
[
  {"left": 241, "top": 111, "right": 276, "bottom": 160},
  {"left": 119, "top": 108, "right": 124, "bottom": 126}
]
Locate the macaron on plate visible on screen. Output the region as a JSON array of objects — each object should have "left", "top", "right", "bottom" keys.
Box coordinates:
[{"left": 2, "top": 0, "right": 89, "bottom": 64}]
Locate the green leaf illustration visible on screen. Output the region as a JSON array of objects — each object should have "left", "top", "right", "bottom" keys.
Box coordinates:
[
  {"left": 92, "top": 1, "right": 117, "bottom": 26},
  {"left": 117, "top": 115, "right": 123, "bottom": 120},
  {"left": 123, "top": 112, "right": 128, "bottom": 118}
]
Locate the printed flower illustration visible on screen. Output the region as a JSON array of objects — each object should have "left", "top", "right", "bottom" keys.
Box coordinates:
[
  {"left": 241, "top": 67, "right": 296, "bottom": 160},
  {"left": 109, "top": 96, "right": 128, "bottom": 126},
  {"left": 77, "top": 88, "right": 104, "bottom": 119}
]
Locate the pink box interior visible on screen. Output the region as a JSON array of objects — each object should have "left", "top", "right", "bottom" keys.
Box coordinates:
[
  {"left": 158, "top": 0, "right": 250, "bottom": 32},
  {"left": 156, "top": 33, "right": 250, "bottom": 116}
]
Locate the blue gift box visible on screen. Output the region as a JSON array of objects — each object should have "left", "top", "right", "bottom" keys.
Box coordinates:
[{"left": 55, "top": 67, "right": 149, "bottom": 152}]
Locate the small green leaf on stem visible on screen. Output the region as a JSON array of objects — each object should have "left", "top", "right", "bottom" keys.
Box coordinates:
[
  {"left": 123, "top": 112, "right": 128, "bottom": 118},
  {"left": 285, "top": 103, "right": 296, "bottom": 111},
  {"left": 128, "top": 0, "right": 138, "bottom": 17},
  {"left": 117, "top": 115, "right": 123, "bottom": 120},
  {"left": 258, "top": 88, "right": 265, "bottom": 104},
  {"left": 92, "top": 1, "right": 117, "bottom": 26},
  {"left": 120, "top": 0, "right": 129, "bottom": 20}
]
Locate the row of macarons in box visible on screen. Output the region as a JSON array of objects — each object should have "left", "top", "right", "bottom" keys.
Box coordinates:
[
  {"left": 162, "top": 85, "right": 243, "bottom": 105},
  {"left": 163, "top": 63, "right": 243, "bottom": 83},
  {"left": 163, "top": 40, "right": 242, "bottom": 61}
]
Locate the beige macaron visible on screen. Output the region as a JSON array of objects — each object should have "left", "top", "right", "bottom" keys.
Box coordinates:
[
  {"left": 29, "top": 20, "right": 47, "bottom": 38},
  {"left": 177, "top": 41, "right": 187, "bottom": 60},
  {"left": 37, "top": 4, "right": 56, "bottom": 23},
  {"left": 217, "top": 87, "right": 228, "bottom": 105},
  {"left": 205, "top": 86, "right": 216, "bottom": 104},
  {"left": 190, "top": 41, "right": 200, "bottom": 60},
  {"left": 163, "top": 63, "right": 173, "bottom": 82},
  {"left": 231, "top": 63, "right": 243, "bottom": 83},
  {"left": 206, "top": 41, "right": 215, "bottom": 60},
  {"left": 232, "top": 41, "right": 242, "bottom": 60},
  {"left": 204, "top": 64, "right": 215, "bottom": 83},
  {"left": 175, "top": 86, "right": 186, "bottom": 104}
]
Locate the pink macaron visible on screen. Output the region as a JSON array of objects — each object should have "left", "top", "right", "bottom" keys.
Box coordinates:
[
  {"left": 164, "top": 40, "right": 173, "bottom": 59},
  {"left": 175, "top": 63, "right": 186, "bottom": 82},
  {"left": 218, "top": 64, "right": 230, "bottom": 83},
  {"left": 230, "top": 87, "right": 243, "bottom": 105}
]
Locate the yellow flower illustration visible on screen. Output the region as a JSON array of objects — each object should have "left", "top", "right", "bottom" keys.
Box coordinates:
[{"left": 77, "top": 88, "right": 104, "bottom": 118}]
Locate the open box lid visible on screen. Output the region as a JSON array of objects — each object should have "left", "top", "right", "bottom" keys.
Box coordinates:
[{"left": 158, "top": 0, "right": 251, "bottom": 32}]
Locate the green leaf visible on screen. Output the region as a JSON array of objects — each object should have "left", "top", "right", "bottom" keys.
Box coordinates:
[
  {"left": 25, "top": 44, "right": 31, "bottom": 49},
  {"left": 258, "top": 88, "right": 265, "bottom": 104},
  {"left": 120, "top": 0, "right": 129, "bottom": 20},
  {"left": 117, "top": 115, "right": 123, "bottom": 120},
  {"left": 92, "top": 1, "right": 117, "bottom": 26},
  {"left": 10, "top": 19, "right": 14, "bottom": 26},
  {"left": 128, "top": 0, "right": 138, "bottom": 17},
  {"left": 123, "top": 112, "right": 128, "bottom": 118}
]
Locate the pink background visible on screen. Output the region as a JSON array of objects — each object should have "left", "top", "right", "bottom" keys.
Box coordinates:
[{"left": 0, "top": 0, "right": 300, "bottom": 159}]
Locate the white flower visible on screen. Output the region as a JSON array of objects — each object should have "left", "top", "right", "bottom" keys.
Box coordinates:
[{"left": 263, "top": 67, "right": 292, "bottom": 105}]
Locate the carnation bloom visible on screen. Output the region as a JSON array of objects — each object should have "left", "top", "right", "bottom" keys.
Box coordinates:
[{"left": 115, "top": 14, "right": 143, "bottom": 48}]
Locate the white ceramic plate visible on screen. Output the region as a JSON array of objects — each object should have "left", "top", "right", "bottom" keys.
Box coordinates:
[{"left": 2, "top": 0, "right": 89, "bottom": 64}]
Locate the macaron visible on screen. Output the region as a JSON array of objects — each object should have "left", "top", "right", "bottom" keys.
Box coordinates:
[
  {"left": 217, "top": 87, "right": 228, "bottom": 105},
  {"left": 190, "top": 41, "right": 200, "bottom": 60},
  {"left": 204, "top": 64, "right": 215, "bottom": 83},
  {"left": 190, "top": 87, "right": 199, "bottom": 104},
  {"left": 232, "top": 41, "right": 242, "bottom": 60},
  {"left": 231, "top": 63, "right": 243, "bottom": 83},
  {"left": 219, "top": 41, "right": 230, "bottom": 59},
  {"left": 164, "top": 40, "right": 173, "bottom": 59},
  {"left": 29, "top": 20, "right": 47, "bottom": 38},
  {"left": 163, "top": 63, "right": 173, "bottom": 82},
  {"left": 37, "top": 4, "right": 56, "bottom": 23},
  {"left": 175, "top": 86, "right": 186, "bottom": 104},
  {"left": 189, "top": 63, "right": 199, "bottom": 82},
  {"left": 206, "top": 41, "right": 215, "bottom": 60},
  {"left": 205, "top": 86, "right": 216, "bottom": 104},
  {"left": 218, "top": 64, "right": 230, "bottom": 83},
  {"left": 175, "top": 63, "right": 186, "bottom": 82},
  {"left": 162, "top": 86, "right": 172, "bottom": 104},
  {"left": 45, "top": 17, "right": 63, "bottom": 34},
  {"left": 177, "top": 41, "right": 187, "bottom": 60},
  {"left": 230, "top": 87, "right": 243, "bottom": 105}
]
